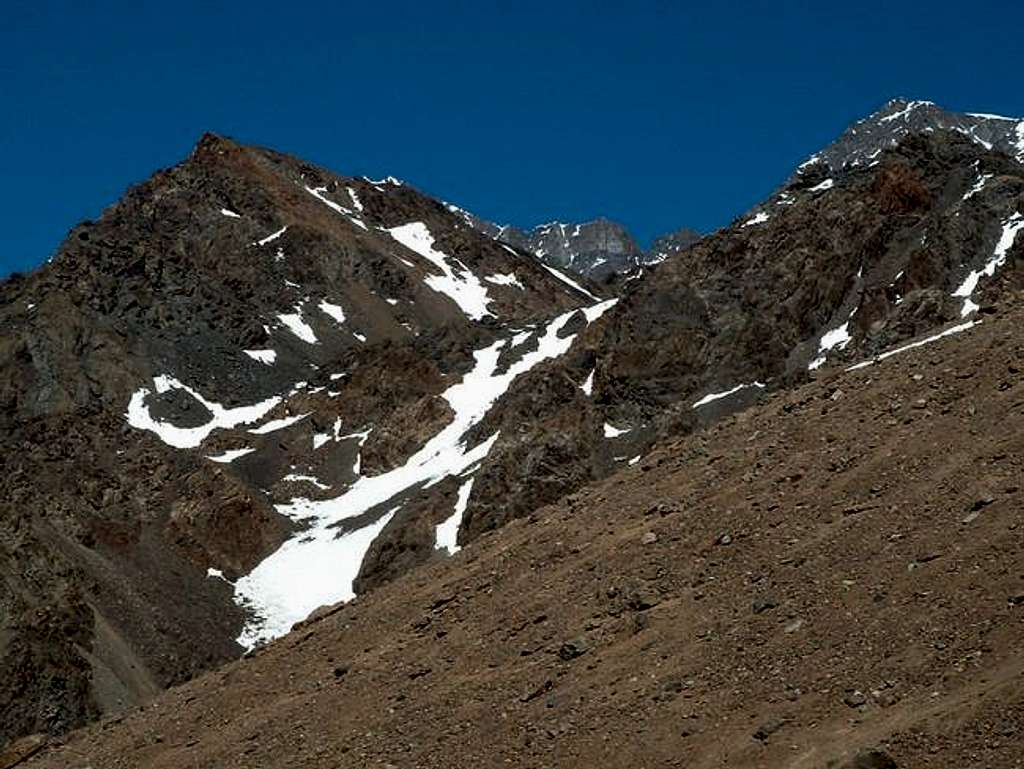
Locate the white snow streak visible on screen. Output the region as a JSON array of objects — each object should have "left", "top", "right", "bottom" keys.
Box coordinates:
[
  {"left": 254, "top": 226, "right": 287, "bottom": 246},
  {"left": 580, "top": 369, "right": 595, "bottom": 396},
  {"left": 962, "top": 174, "right": 993, "bottom": 201},
  {"left": 691, "top": 381, "right": 765, "bottom": 409},
  {"left": 847, "top": 321, "right": 979, "bottom": 371},
  {"left": 952, "top": 212, "right": 1024, "bottom": 317},
  {"left": 249, "top": 413, "right": 309, "bottom": 435},
  {"left": 879, "top": 100, "right": 932, "bottom": 123},
  {"left": 207, "top": 447, "right": 256, "bottom": 463},
  {"left": 435, "top": 477, "right": 475, "bottom": 554},
  {"left": 126, "top": 375, "right": 280, "bottom": 449},
  {"left": 603, "top": 422, "right": 629, "bottom": 438},
  {"left": 809, "top": 178, "right": 835, "bottom": 192},
  {"left": 742, "top": 211, "right": 770, "bottom": 227},
  {"left": 282, "top": 473, "right": 331, "bottom": 490},
  {"left": 538, "top": 261, "right": 600, "bottom": 302},
  {"left": 306, "top": 186, "right": 368, "bottom": 231},
  {"left": 388, "top": 222, "right": 494, "bottom": 320},
  {"left": 220, "top": 208, "right": 241, "bottom": 218},
  {"left": 347, "top": 187, "right": 364, "bottom": 212},
  {"left": 233, "top": 298, "right": 618, "bottom": 646}
]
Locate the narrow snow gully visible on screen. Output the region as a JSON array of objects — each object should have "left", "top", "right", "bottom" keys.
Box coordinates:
[{"left": 233, "top": 299, "right": 618, "bottom": 647}]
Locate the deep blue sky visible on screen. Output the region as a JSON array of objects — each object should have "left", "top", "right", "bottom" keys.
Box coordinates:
[{"left": 3, "top": 1, "right": 1023, "bottom": 277}]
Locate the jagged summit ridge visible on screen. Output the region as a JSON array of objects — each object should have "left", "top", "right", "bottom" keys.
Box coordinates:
[
  {"left": 444, "top": 204, "right": 702, "bottom": 280},
  {"left": 794, "top": 98, "right": 1024, "bottom": 178}
]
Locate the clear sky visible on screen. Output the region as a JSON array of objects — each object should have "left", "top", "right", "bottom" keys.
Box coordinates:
[{"left": 2, "top": 0, "right": 1022, "bottom": 277}]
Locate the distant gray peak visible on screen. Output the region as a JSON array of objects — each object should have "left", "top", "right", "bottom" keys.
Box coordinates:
[
  {"left": 447, "top": 205, "right": 700, "bottom": 280},
  {"left": 793, "top": 98, "right": 1024, "bottom": 180}
]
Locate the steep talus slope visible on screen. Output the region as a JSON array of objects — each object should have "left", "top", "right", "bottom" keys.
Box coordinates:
[
  {"left": 0, "top": 134, "right": 602, "bottom": 742},
  {"left": 24, "top": 291, "right": 1024, "bottom": 769}
]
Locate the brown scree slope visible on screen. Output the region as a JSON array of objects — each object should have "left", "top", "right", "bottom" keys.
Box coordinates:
[{"left": 23, "top": 293, "right": 1024, "bottom": 769}]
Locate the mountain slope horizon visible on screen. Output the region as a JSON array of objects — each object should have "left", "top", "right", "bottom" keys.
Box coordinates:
[{"left": 3, "top": 95, "right": 1024, "bottom": 763}]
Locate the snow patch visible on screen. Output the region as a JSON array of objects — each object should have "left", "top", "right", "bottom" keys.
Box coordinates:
[
  {"left": 604, "top": 423, "right": 629, "bottom": 438},
  {"left": 808, "top": 322, "right": 853, "bottom": 370},
  {"left": 742, "top": 211, "right": 770, "bottom": 227},
  {"left": 278, "top": 306, "right": 318, "bottom": 344},
  {"left": 126, "top": 375, "right": 280, "bottom": 449},
  {"left": 484, "top": 272, "right": 525, "bottom": 289},
  {"left": 220, "top": 208, "right": 241, "bottom": 218},
  {"left": 388, "top": 222, "right": 494, "bottom": 321},
  {"left": 318, "top": 300, "right": 346, "bottom": 325},
  {"left": 244, "top": 349, "right": 277, "bottom": 365},
  {"left": 809, "top": 178, "right": 835, "bottom": 192}
]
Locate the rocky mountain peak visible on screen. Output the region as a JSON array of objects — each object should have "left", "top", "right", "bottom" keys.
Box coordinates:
[
  {"left": 646, "top": 227, "right": 702, "bottom": 264},
  {"left": 445, "top": 205, "right": 702, "bottom": 281},
  {"left": 792, "top": 98, "right": 1024, "bottom": 181},
  {"left": 5, "top": 99, "right": 1024, "bottom": 764}
]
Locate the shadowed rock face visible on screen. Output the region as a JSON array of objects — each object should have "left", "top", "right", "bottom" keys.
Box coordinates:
[{"left": 3, "top": 100, "right": 1024, "bottom": 748}]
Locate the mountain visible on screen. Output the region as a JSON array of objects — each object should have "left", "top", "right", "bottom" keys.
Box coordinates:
[
  {"left": 0, "top": 133, "right": 607, "bottom": 740},
  {"left": 790, "top": 98, "right": 1024, "bottom": 180},
  {"left": 21, "top": 285, "right": 1024, "bottom": 769},
  {"left": 5, "top": 97, "right": 1024, "bottom": 761},
  {"left": 445, "top": 206, "right": 702, "bottom": 281},
  {"left": 645, "top": 226, "right": 702, "bottom": 264}
]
